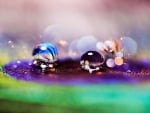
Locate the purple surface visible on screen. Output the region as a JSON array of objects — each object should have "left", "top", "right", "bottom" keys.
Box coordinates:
[{"left": 3, "top": 59, "right": 150, "bottom": 84}]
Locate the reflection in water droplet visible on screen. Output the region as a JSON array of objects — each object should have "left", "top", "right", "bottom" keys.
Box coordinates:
[{"left": 32, "top": 43, "right": 58, "bottom": 63}]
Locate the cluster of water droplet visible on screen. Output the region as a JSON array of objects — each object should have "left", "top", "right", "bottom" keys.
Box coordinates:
[
  {"left": 73, "top": 36, "right": 137, "bottom": 73},
  {"left": 31, "top": 25, "right": 138, "bottom": 73}
]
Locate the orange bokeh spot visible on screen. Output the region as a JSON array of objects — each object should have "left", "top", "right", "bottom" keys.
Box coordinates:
[{"left": 114, "top": 57, "right": 124, "bottom": 66}]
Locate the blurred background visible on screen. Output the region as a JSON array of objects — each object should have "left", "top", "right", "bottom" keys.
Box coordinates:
[
  {"left": 0, "top": 0, "right": 150, "bottom": 61},
  {"left": 0, "top": 1, "right": 150, "bottom": 113}
]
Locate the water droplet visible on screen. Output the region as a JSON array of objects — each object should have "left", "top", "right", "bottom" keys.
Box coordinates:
[
  {"left": 80, "top": 51, "right": 104, "bottom": 73},
  {"left": 32, "top": 43, "right": 58, "bottom": 69}
]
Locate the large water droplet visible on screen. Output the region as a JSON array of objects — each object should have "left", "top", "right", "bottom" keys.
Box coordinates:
[{"left": 32, "top": 43, "right": 58, "bottom": 69}]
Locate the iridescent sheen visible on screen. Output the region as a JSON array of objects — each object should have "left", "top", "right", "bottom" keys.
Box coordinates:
[{"left": 32, "top": 43, "right": 58, "bottom": 69}]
